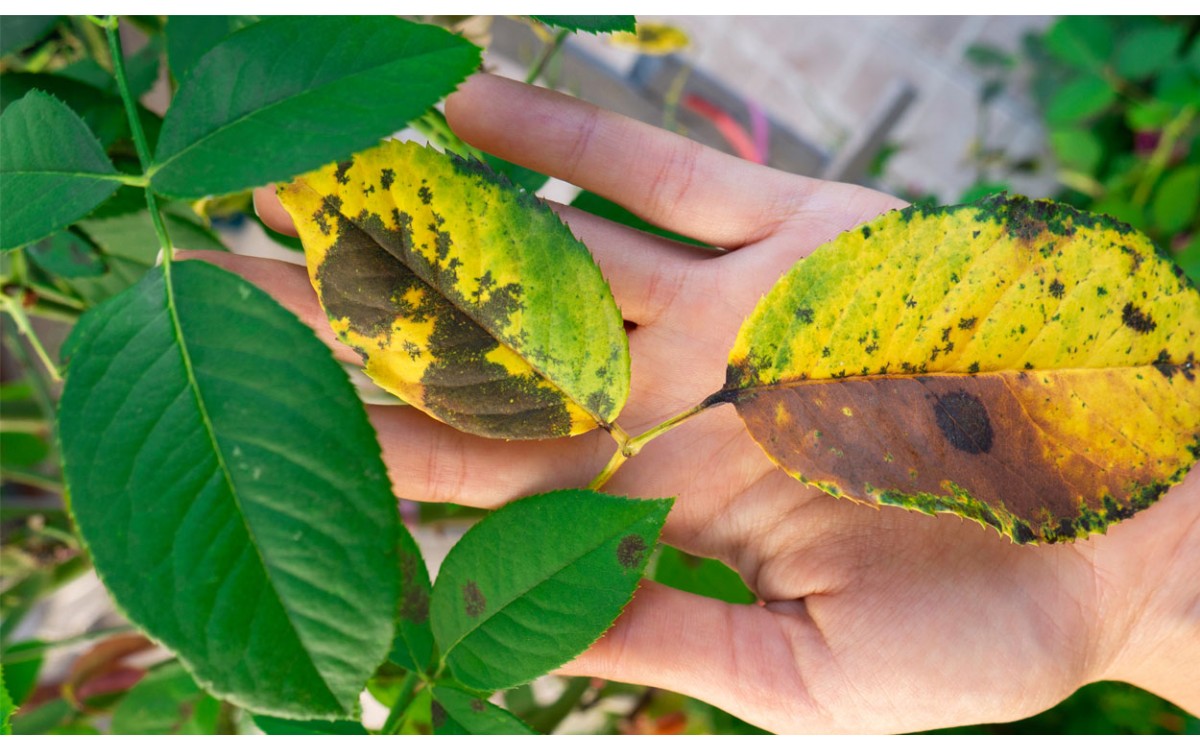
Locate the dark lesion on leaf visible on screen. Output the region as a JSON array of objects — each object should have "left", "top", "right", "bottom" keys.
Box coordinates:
[
  {"left": 431, "top": 701, "right": 446, "bottom": 729},
  {"left": 1049, "top": 279, "right": 1065, "bottom": 299},
  {"left": 616, "top": 534, "right": 648, "bottom": 569},
  {"left": 1153, "top": 350, "right": 1196, "bottom": 382},
  {"left": 399, "top": 552, "right": 430, "bottom": 624},
  {"left": 1121, "top": 302, "right": 1157, "bottom": 333},
  {"left": 932, "top": 390, "right": 994, "bottom": 455},
  {"left": 795, "top": 307, "right": 814, "bottom": 324},
  {"left": 334, "top": 159, "right": 354, "bottom": 185},
  {"left": 462, "top": 581, "right": 486, "bottom": 618},
  {"left": 381, "top": 168, "right": 395, "bottom": 190}
]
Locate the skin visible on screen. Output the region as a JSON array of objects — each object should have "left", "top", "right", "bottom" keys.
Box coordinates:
[{"left": 183, "top": 74, "right": 1200, "bottom": 733}]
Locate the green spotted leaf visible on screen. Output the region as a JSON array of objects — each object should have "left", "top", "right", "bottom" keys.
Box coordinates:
[
  {"left": 725, "top": 194, "right": 1200, "bottom": 544},
  {"left": 59, "top": 260, "right": 400, "bottom": 718},
  {"left": 431, "top": 686, "right": 536, "bottom": 735},
  {"left": 25, "top": 229, "right": 106, "bottom": 278},
  {"left": 431, "top": 490, "right": 670, "bottom": 691},
  {"left": 279, "top": 140, "right": 630, "bottom": 439},
  {"left": 0, "top": 91, "right": 121, "bottom": 251},
  {"left": 150, "top": 16, "right": 481, "bottom": 198},
  {"left": 389, "top": 523, "right": 434, "bottom": 673},
  {"left": 529, "top": 16, "right": 636, "bottom": 34}
]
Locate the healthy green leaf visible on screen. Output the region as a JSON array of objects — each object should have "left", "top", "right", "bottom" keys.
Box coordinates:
[
  {"left": 25, "top": 229, "right": 106, "bottom": 278},
  {"left": 431, "top": 686, "right": 536, "bottom": 735},
  {"left": 1, "top": 73, "right": 126, "bottom": 147},
  {"left": 279, "top": 141, "right": 630, "bottom": 439},
  {"left": 431, "top": 490, "right": 670, "bottom": 691},
  {"left": 390, "top": 524, "right": 434, "bottom": 673},
  {"left": 1043, "top": 16, "right": 1114, "bottom": 70},
  {"left": 1154, "top": 64, "right": 1200, "bottom": 107},
  {"left": 0, "top": 433, "right": 50, "bottom": 469},
  {"left": 571, "top": 190, "right": 707, "bottom": 247},
  {"left": 0, "top": 663, "right": 13, "bottom": 736},
  {"left": 653, "top": 546, "right": 756, "bottom": 605},
  {"left": 166, "top": 15, "right": 257, "bottom": 80},
  {"left": 1045, "top": 75, "right": 1117, "bottom": 125},
  {"left": 0, "top": 16, "right": 59, "bottom": 57},
  {"left": 1049, "top": 129, "right": 1102, "bottom": 173},
  {"left": 59, "top": 260, "right": 401, "bottom": 718},
  {"left": 150, "top": 16, "right": 481, "bottom": 198},
  {"left": 110, "top": 662, "right": 220, "bottom": 734},
  {"left": 1152, "top": 165, "right": 1200, "bottom": 235},
  {"left": 0, "top": 641, "right": 44, "bottom": 707},
  {"left": 1116, "top": 24, "right": 1185, "bottom": 80},
  {"left": 529, "top": 16, "right": 636, "bottom": 34},
  {"left": 0, "top": 91, "right": 120, "bottom": 251},
  {"left": 252, "top": 714, "right": 368, "bottom": 735},
  {"left": 726, "top": 194, "right": 1200, "bottom": 544}
]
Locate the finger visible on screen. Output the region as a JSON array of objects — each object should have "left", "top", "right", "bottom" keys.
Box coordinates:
[
  {"left": 445, "top": 73, "right": 821, "bottom": 249},
  {"left": 562, "top": 581, "right": 835, "bottom": 733}
]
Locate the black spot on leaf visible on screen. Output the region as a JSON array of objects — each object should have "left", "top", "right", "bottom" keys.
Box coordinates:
[
  {"left": 431, "top": 701, "right": 446, "bottom": 728},
  {"left": 462, "top": 581, "right": 486, "bottom": 618},
  {"left": 932, "top": 390, "right": 994, "bottom": 455},
  {"left": 334, "top": 159, "right": 353, "bottom": 185},
  {"left": 418, "top": 185, "right": 433, "bottom": 205},
  {"left": 958, "top": 316, "right": 976, "bottom": 330},
  {"left": 1121, "top": 302, "right": 1156, "bottom": 333},
  {"left": 471, "top": 699, "right": 486, "bottom": 713},
  {"left": 617, "top": 535, "right": 647, "bottom": 569},
  {"left": 1049, "top": 279, "right": 1065, "bottom": 298},
  {"left": 381, "top": 168, "right": 395, "bottom": 190},
  {"left": 795, "top": 307, "right": 814, "bottom": 324}
]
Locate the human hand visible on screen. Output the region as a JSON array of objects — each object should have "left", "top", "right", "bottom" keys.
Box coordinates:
[{"left": 189, "top": 74, "right": 1200, "bottom": 733}]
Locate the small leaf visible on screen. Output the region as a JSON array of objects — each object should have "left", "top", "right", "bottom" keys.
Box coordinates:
[
  {"left": 0, "top": 663, "right": 13, "bottom": 736},
  {"left": 0, "top": 91, "right": 120, "bottom": 250},
  {"left": 389, "top": 524, "right": 434, "bottom": 673},
  {"left": 110, "top": 662, "right": 220, "bottom": 735},
  {"left": 150, "top": 16, "right": 481, "bottom": 198},
  {"left": 0, "top": 16, "right": 59, "bottom": 57},
  {"left": 1126, "top": 100, "right": 1175, "bottom": 131},
  {"left": 252, "top": 714, "right": 368, "bottom": 735},
  {"left": 571, "top": 190, "right": 707, "bottom": 246},
  {"left": 653, "top": 546, "right": 756, "bottom": 605},
  {"left": 0, "top": 433, "right": 50, "bottom": 469},
  {"left": 166, "top": 15, "right": 257, "bottom": 80},
  {"left": 726, "top": 194, "right": 1200, "bottom": 544},
  {"left": 0, "top": 641, "right": 44, "bottom": 707},
  {"left": 431, "top": 489, "right": 670, "bottom": 691},
  {"left": 1116, "top": 24, "right": 1185, "bottom": 80},
  {"left": 25, "top": 230, "right": 106, "bottom": 278},
  {"left": 59, "top": 260, "right": 401, "bottom": 718},
  {"left": 431, "top": 686, "right": 536, "bottom": 735},
  {"left": 0, "top": 73, "right": 130, "bottom": 148},
  {"left": 279, "top": 141, "right": 630, "bottom": 439},
  {"left": 1151, "top": 165, "right": 1200, "bottom": 235},
  {"left": 1049, "top": 128, "right": 1102, "bottom": 173},
  {"left": 530, "top": 16, "right": 636, "bottom": 34},
  {"left": 1043, "top": 16, "right": 1114, "bottom": 70},
  {"left": 1045, "top": 75, "right": 1117, "bottom": 125},
  {"left": 1154, "top": 64, "right": 1200, "bottom": 107}
]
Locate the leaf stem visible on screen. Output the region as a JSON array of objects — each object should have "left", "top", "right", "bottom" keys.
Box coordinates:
[
  {"left": 1, "top": 327, "right": 56, "bottom": 421},
  {"left": 381, "top": 671, "right": 421, "bottom": 735},
  {"left": 1132, "top": 105, "right": 1196, "bottom": 207},
  {"left": 1, "top": 468, "right": 65, "bottom": 494},
  {"left": 525, "top": 28, "right": 570, "bottom": 85},
  {"left": 1, "top": 295, "right": 63, "bottom": 382},
  {"left": 587, "top": 450, "right": 628, "bottom": 491},
  {"left": 105, "top": 16, "right": 173, "bottom": 263}
]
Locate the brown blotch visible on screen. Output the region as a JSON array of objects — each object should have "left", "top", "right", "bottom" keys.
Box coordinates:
[
  {"left": 462, "top": 581, "right": 486, "bottom": 618},
  {"left": 617, "top": 535, "right": 647, "bottom": 569},
  {"left": 431, "top": 701, "right": 446, "bottom": 729},
  {"left": 470, "top": 699, "right": 486, "bottom": 713},
  {"left": 1121, "top": 302, "right": 1156, "bottom": 333},
  {"left": 933, "top": 391, "right": 994, "bottom": 454},
  {"left": 399, "top": 553, "right": 430, "bottom": 624}
]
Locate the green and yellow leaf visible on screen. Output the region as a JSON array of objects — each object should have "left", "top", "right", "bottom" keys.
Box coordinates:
[
  {"left": 279, "top": 140, "right": 630, "bottom": 440},
  {"left": 727, "top": 194, "right": 1200, "bottom": 544}
]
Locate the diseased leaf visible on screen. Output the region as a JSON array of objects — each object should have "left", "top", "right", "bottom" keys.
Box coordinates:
[
  {"left": 430, "top": 490, "right": 670, "bottom": 691},
  {"left": 150, "top": 16, "right": 481, "bottom": 198},
  {"left": 59, "top": 260, "right": 400, "bottom": 718},
  {"left": 726, "top": 194, "right": 1200, "bottom": 544},
  {"left": 279, "top": 140, "right": 630, "bottom": 439},
  {"left": 25, "top": 230, "right": 106, "bottom": 278},
  {"left": 0, "top": 91, "right": 121, "bottom": 251},
  {"left": 110, "top": 662, "right": 220, "bottom": 735},
  {"left": 389, "top": 523, "right": 434, "bottom": 673},
  {"left": 529, "top": 16, "right": 636, "bottom": 34},
  {"left": 653, "top": 546, "right": 756, "bottom": 604},
  {"left": 431, "top": 686, "right": 536, "bottom": 735},
  {"left": 252, "top": 714, "right": 367, "bottom": 735}
]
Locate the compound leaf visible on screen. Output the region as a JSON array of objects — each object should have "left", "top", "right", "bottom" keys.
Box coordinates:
[
  {"left": 430, "top": 490, "right": 670, "bottom": 690},
  {"left": 59, "top": 260, "right": 400, "bottom": 718},
  {"left": 150, "top": 16, "right": 481, "bottom": 198},
  {"left": 0, "top": 91, "right": 120, "bottom": 251},
  {"left": 279, "top": 140, "right": 630, "bottom": 439},
  {"left": 529, "top": 16, "right": 636, "bottom": 34},
  {"left": 431, "top": 686, "right": 536, "bottom": 735},
  {"left": 726, "top": 194, "right": 1200, "bottom": 544}
]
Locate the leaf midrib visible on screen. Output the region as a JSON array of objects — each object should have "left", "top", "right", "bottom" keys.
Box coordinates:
[
  {"left": 160, "top": 262, "right": 344, "bottom": 713},
  {"left": 149, "top": 38, "right": 472, "bottom": 183}
]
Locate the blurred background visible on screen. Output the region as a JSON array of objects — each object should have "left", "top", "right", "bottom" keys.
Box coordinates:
[{"left": 2, "top": 15, "right": 1198, "bottom": 735}]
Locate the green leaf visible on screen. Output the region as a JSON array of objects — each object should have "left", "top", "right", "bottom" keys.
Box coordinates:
[
  {"left": 58, "top": 260, "right": 401, "bottom": 718},
  {"left": 1151, "top": 165, "right": 1200, "bottom": 235},
  {"left": 571, "top": 190, "right": 707, "bottom": 247},
  {"left": 1154, "top": 64, "right": 1200, "bottom": 108},
  {"left": 530, "top": 16, "right": 636, "bottom": 34},
  {"left": 390, "top": 524, "right": 434, "bottom": 673},
  {"left": 0, "top": 16, "right": 59, "bottom": 57},
  {"left": 1127, "top": 100, "right": 1176, "bottom": 131},
  {"left": 0, "top": 433, "right": 50, "bottom": 469},
  {"left": 0, "top": 663, "right": 13, "bottom": 735},
  {"left": 150, "top": 16, "right": 481, "bottom": 198},
  {"left": 653, "top": 546, "right": 756, "bottom": 605},
  {"left": 1116, "top": 24, "right": 1185, "bottom": 80},
  {"left": 1045, "top": 74, "right": 1117, "bottom": 125},
  {"left": 431, "top": 686, "right": 536, "bottom": 735},
  {"left": 1043, "top": 16, "right": 1114, "bottom": 70},
  {"left": 25, "top": 229, "right": 106, "bottom": 278},
  {"left": 431, "top": 490, "right": 670, "bottom": 691},
  {"left": 1178, "top": 232, "right": 1200, "bottom": 287},
  {"left": 1049, "top": 128, "right": 1102, "bottom": 173},
  {"left": 9, "top": 697, "right": 72, "bottom": 735},
  {"left": 0, "top": 73, "right": 130, "bottom": 148},
  {"left": 394, "top": 686, "right": 434, "bottom": 734},
  {"left": 725, "top": 194, "right": 1200, "bottom": 544},
  {"left": 252, "top": 714, "right": 367, "bottom": 735},
  {"left": 110, "top": 662, "right": 220, "bottom": 734},
  {"left": 0, "top": 641, "right": 44, "bottom": 707},
  {"left": 279, "top": 141, "right": 631, "bottom": 440},
  {"left": 165, "top": 15, "right": 257, "bottom": 81},
  {"left": 0, "top": 91, "right": 120, "bottom": 251}
]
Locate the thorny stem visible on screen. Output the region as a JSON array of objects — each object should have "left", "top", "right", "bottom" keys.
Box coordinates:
[
  {"left": 1, "top": 295, "right": 63, "bottom": 382},
  {"left": 1132, "top": 105, "right": 1196, "bottom": 207},
  {"left": 525, "top": 28, "right": 570, "bottom": 85},
  {"left": 105, "top": 17, "right": 173, "bottom": 264},
  {"left": 588, "top": 390, "right": 736, "bottom": 491}
]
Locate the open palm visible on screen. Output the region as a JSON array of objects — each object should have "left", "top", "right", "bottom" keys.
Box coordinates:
[{"left": 190, "top": 74, "right": 1200, "bottom": 733}]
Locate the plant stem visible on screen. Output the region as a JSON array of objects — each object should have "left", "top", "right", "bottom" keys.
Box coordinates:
[
  {"left": 1, "top": 296, "right": 62, "bottom": 382},
  {"left": 525, "top": 28, "right": 570, "bottom": 85},
  {"left": 105, "top": 16, "right": 173, "bottom": 263},
  {"left": 381, "top": 671, "right": 421, "bottom": 735},
  {"left": 587, "top": 390, "right": 735, "bottom": 490},
  {"left": 1132, "top": 105, "right": 1196, "bottom": 207},
  {"left": 1, "top": 327, "right": 56, "bottom": 421},
  {"left": 1, "top": 468, "right": 64, "bottom": 494}
]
